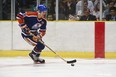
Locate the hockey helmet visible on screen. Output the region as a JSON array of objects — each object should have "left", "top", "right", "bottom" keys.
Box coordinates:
[{"left": 37, "top": 4, "right": 47, "bottom": 12}]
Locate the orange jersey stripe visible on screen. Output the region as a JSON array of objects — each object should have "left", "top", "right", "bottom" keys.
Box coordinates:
[
  {"left": 17, "top": 19, "right": 24, "bottom": 24},
  {"left": 25, "top": 12, "right": 38, "bottom": 17}
]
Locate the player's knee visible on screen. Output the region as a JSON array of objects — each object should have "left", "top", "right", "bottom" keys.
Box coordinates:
[{"left": 36, "top": 42, "right": 45, "bottom": 50}]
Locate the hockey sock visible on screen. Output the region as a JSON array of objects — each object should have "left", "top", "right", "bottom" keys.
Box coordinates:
[{"left": 31, "top": 47, "right": 41, "bottom": 57}]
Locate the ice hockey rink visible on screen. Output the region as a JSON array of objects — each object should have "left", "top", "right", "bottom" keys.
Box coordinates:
[{"left": 0, "top": 57, "right": 116, "bottom": 77}]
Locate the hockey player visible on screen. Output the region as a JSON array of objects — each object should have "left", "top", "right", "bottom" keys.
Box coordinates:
[{"left": 16, "top": 4, "right": 47, "bottom": 64}]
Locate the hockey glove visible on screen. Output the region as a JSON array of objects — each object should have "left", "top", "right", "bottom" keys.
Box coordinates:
[
  {"left": 32, "top": 34, "right": 42, "bottom": 42},
  {"left": 22, "top": 27, "right": 30, "bottom": 35}
]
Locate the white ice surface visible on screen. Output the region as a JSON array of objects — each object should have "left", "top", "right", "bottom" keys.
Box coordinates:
[{"left": 0, "top": 57, "right": 116, "bottom": 77}]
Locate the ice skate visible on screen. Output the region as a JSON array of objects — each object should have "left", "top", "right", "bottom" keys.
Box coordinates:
[
  {"left": 35, "top": 58, "right": 45, "bottom": 64},
  {"left": 29, "top": 53, "right": 45, "bottom": 64}
]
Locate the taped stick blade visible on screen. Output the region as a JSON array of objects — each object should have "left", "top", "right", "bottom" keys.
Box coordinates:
[{"left": 67, "top": 59, "right": 76, "bottom": 63}]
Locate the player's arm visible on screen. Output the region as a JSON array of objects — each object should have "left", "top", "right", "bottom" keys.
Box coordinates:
[{"left": 16, "top": 12, "right": 30, "bottom": 35}]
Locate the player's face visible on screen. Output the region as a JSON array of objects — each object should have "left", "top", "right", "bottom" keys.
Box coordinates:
[
  {"left": 40, "top": 11, "right": 47, "bottom": 18},
  {"left": 37, "top": 11, "right": 47, "bottom": 18},
  {"left": 41, "top": 11, "right": 47, "bottom": 16}
]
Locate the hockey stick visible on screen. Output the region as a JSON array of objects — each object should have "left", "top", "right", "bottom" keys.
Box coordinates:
[
  {"left": 30, "top": 33, "right": 76, "bottom": 64},
  {"left": 39, "top": 40, "right": 76, "bottom": 64}
]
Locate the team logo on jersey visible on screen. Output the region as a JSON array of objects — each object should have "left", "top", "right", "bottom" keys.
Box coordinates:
[{"left": 32, "top": 23, "right": 42, "bottom": 29}]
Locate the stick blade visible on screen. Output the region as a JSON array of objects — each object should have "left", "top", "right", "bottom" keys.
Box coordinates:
[{"left": 67, "top": 59, "right": 76, "bottom": 63}]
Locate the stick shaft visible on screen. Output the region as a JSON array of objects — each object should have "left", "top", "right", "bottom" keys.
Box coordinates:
[
  {"left": 39, "top": 40, "right": 67, "bottom": 63},
  {"left": 29, "top": 33, "right": 76, "bottom": 63}
]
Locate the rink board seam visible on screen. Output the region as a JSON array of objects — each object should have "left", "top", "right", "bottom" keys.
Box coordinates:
[{"left": 0, "top": 50, "right": 116, "bottom": 58}]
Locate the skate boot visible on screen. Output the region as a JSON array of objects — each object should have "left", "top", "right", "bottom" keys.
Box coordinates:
[
  {"left": 29, "top": 52, "right": 45, "bottom": 64},
  {"left": 37, "top": 57, "right": 45, "bottom": 64}
]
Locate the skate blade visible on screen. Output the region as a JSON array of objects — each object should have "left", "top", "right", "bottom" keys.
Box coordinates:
[{"left": 34, "top": 62, "right": 45, "bottom": 64}]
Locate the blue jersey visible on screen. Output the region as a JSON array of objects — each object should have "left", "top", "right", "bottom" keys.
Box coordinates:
[
  {"left": 17, "top": 12, "right": 47, "bottom": 36},
  {"left": 24, "top": 16, "right": 47, "bottom": 31}
]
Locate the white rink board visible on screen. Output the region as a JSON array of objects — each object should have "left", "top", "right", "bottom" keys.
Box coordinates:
[
  {"left": 0, "top": 21, "right": 116, "bottom": 52},
  {"left": 44, "top": 22, "right": 94, "bottom": 51},
  {"left": 105, "top": 22, "right": 116, "bottom": 52},
  {"left": 0, "top": 21, "right": 12, "bottom": 50}
]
